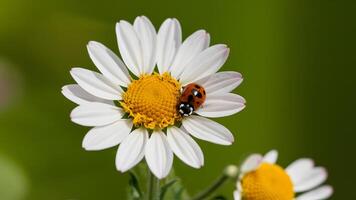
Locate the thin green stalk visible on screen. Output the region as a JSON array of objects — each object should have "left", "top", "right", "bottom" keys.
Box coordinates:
[
  {"left": 191, "top": 165, "right": 239, "bottom": 200},
  {"left": 190, "top": 174, "right": 228, "bottom": 200},
  {"left": 147, "top": 169, "right": 160, "bottom": 200}
]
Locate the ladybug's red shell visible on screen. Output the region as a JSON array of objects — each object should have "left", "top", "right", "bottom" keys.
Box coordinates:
[{"left": 179, "top": 83, "right": 206, "bottom": 111}]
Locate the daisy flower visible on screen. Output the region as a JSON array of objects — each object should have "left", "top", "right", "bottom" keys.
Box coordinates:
[
  {"left": 62, "top": 16, "right": 245, "bottom": 179},
  {"left": 234, "top": 150, "right": 333, "bottom": 200}
]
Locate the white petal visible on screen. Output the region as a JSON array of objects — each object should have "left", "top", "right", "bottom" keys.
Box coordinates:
[
  {"left": 170, "top": 30, "right": 210, "bottom": 79},
  {"left": 173, "top": 19, "right": 182, "bottom": 46},
  {"left": 296, "top": 185, "right": 333, "bottom": 200},
  {"left": 182, "top": 115, "right": 234, "bottom": 145},
  {"left": 233, "top": 190, "right": 241, "bottom": 200},
  {"left": 62, "top": 84, "right": 114, "bottom": 105},
  {"left": 195, "top": 71, "right": 243, "bottom": 95},
  {"left": 167, "top": 126, "right": 204, "bottom": 168},
  {"left": 70, "top": 103, "right": 124, "bottom": 126},
  {"left": 82, "top": 120, "right": 133, "bottom": 150},
  {"left": 240, "top": 154, "right": 263, "bottom": 174},
  {"left": 133, "top": 16, "right": 157, "bottom": 74},
  {"left": 116, "top": 128, "right": 148, "bottom": 172},
  {"left": 145, "top": 131, "right": 173, "bottom": 179},
  {"left": 70, "top": 68, "right": 123, "bottom": 100},
  {"left": 263, "top": 150, "right": 278, "bottom": 164},
  {"left": 286, "top": 158, "right": 315, "bottom": 185},
  {"left": 116, "top": 21, "right": 143, "bottom": 76},
  {"left": 156, "top": 18, "right": 182, "bottom": 74},
  {"left": 293, "top": 167, "right": 328, "bottom": 192},
  {"left": 87, "top": 41, "right": 131, "bottom": 87},
  {"left": 179, "top": 44, "right": 229, "bottom": 85},
  {"left": 195, "top": 93, "right": 246, "bottom": 118}
]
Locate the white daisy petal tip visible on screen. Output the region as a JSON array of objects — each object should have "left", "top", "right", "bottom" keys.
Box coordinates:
[
  {"left": 69, "top": 67, "right": 123, "bottom": 100},
  {"left": 69, "top": 67, "right": 80, "bottom": 77},
  {"left": 182, "top": 115, "right": 234, "bottom": 146},
  {"left": 61, "top": 86, "right": 72, "bottom": 99},
  {"left": 156, "top": 17, "right": 182, "bottom": 74},
  {"left": 318, "top": 166, "right": 328, "bottom": 178},
  {"left": 86, "top": 41, "right": 131, "bottom": 87},
  {"left": 115, "top": 128, "right": 148, "bottom": 173},
  {"left": 225, "top": 46, "right": 230, "bottom": 55},
  {"left": 135, "top": 15, "right": 152, "bottom": 24},
  {"left": 296, "top": 185, "right": 333, "bottom": 200},
  {"left": 286, "top": 158, "right": 316, "bottom": 183},
  {"left": 263, "top": 149, "right": 278, "bottom": 164},
  {"left": 118, "top": 19, "right": 129, "bottom": 25},
  {"left": 195, "top": 71, "right": 244, "bottom": 96},
  {"left": 116, "top": 161, "right": 134, "bottom": 173},
  {"left": 145, "top": 131, "right": 173, "bottom": 179},
  {"left": 196, "top": 93, "right": 246, "bottom": 118},
  {"left": 169, "top": 28, "right": 211, "bottom": 79},
  {"left": 82, "top": 120, "right": 133, "bottom": 151},
  {"left": 133, "top": 15, "right": 156, "bottom": 74},
  {"left": 116, "top": 164, "right": 131, "bottom": 173},
  {"left": 319, "top": 185, "right": 334, "bottom": 199},
  {"left": 233, "top": 190, "right": 241, "bottom": 200},
  {"left": 206, "top": 31, "right": 210, "bottom": 38},
  {"left": 240, "top": 154, "right": 263, "bottom": 174},
  {"left": 87, "top": 40, "right": 96, "bottom": 48},
  {"left": 116, "top": 19, "right": 146, "bottom": 77},
  {"left": 219, "top": 44, "right": 230, "bottom": 57},
  {"left": 195, "top": 29, "right": 208, "bottom": 37},
  {"left": 179, "top": 43, "right": 231, "bottom": 84},
  {"left": 167, "top": 127, "right": 204, "bottom": 169},
  {"left": 70, "top": 103, "right": 124, "bottom": 127},
  {"left": 293, "top": 166, "right": 329, "bottom": 192},
  {"left": 70, "top": 67, "right": 80, "bottom": 74},
  {"left": 240, "top": 96, "right": 247, "bottom": 104},
  {"left": 86, "top": 41, "right": 101, "bottom": 51}
]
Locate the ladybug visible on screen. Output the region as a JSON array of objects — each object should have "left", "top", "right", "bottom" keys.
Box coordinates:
[{"left": 178, "top": 83, "right": 206, "bottom": 116}]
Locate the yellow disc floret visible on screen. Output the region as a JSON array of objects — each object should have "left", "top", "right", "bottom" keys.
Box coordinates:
[
  {"left": 120, "top": 73, "right": 181, "bottom": 129},
  {"left": 241, "top": 163, "right": 294, "bottom": 200}
]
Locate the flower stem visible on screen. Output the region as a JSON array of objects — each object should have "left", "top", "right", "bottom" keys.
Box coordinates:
[
  {"left": 147, "top": 169, "right": 160, "bottom": 200},
  {"left": 190, "top": 174, "right": 228, "bottom": 200},
  {"left": 191, "top": 165, "right": 239, "bottom": 200}
]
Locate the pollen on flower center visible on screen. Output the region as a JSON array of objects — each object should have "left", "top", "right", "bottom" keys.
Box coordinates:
[
  {"left": 241, "top": 163, "right": 294, "bottom": 200},
  {"left": 120, "top": 73, "right": 182, "bottom": 129}
]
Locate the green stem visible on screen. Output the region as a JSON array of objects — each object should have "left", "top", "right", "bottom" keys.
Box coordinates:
[
  {"left": 147, "top": 169, "right": 160, "bottom": 200},
  {"left": 191, "top": 165, "right": 239, "bottom": 200},
  {"left": 190, "top": 173, "right": 229, "bottom": 200}
]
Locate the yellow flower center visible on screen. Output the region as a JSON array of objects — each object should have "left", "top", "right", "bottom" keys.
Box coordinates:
[
  {"left": 120, "top": 73, "right": 182, "bottom": 129},
  {"left": 241, "top": 163, "right": 294, "bottom": 200}
]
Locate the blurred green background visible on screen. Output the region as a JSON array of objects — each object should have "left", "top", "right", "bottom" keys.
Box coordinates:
[{"left": 0, "top": 0, "right": 354, "bottom": 199}]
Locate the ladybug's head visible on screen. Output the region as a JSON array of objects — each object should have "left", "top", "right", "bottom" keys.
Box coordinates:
[{"left": 178, "top": 103, "right": 194, "bottom": 116}]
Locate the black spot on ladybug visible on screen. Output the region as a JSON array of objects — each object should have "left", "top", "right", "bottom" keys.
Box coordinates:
[
  {"left": 195, "top": 85, "right": 201, "bottom": 89},
  {"left": 188, "top": 95, "right": 193, "bottom": 102},
  {"left": 196, "top": 92, "right": 202, "bottom": 98},
  {"left": 203, "top": 90, "right": 206, "bottom": 95}
]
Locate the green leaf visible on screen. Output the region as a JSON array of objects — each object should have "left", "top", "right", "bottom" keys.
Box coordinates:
[
  {"left": 127, "top": 171, "right": 142, "bottom": 200},
  {"left": 173, "top": 187, "right": 185, "bottom": 200},
  {"left": 125, "top": 162, "right": 191, "bottom": 200},
  {"left": 126, "top": 162, "right": 149, "bottom": 199},
  {"left": 160, "top": 179, "right": 177, "bottom": 199},
  {"left": 160, "top": 169, "right": 190, "bottom": 200}
]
